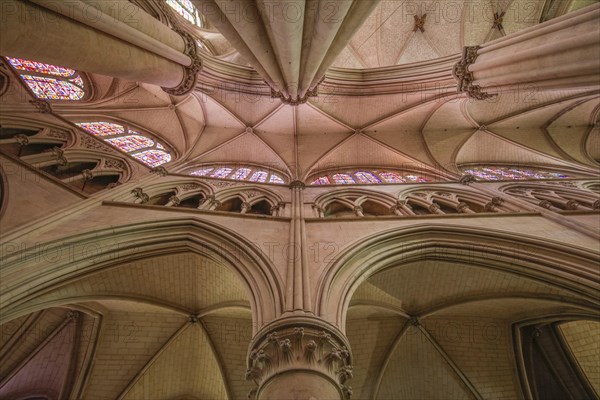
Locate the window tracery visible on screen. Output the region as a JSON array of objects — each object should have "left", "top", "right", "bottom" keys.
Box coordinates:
[
  {"left": 166, "top": 0, "right": 204, "bottom": 27},
  {"left": 463, "top": 166, "right": 571, "bottom": 181},
  {"left": 76, "top": 122, "right": 171, "bottom": 168},
  {"left": 5, "top": 57, "right": 85, "bottom": 100},
  {"left": 310, "top": 170, "right": 431, "bottom": 185},
  {"left": 190, "top": 165, "right": 287, "bottom": 184}
]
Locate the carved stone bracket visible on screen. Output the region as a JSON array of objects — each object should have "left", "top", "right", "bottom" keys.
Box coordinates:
[
  {"left": 246, "top": 318, "right": 353, "bottom": 400},
  {"left": 452, "top": 46, "right": 495, "bottom": 100}
]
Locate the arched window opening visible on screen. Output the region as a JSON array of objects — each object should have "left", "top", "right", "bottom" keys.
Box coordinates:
[
  {"left": 166, "top": 0, "right": 204, "bottom": 27},
  {"left": 71, "top": 173, "right": 121, "bottom": 195},
  {"left": 324, "top": 202, "right": 355, "bottom": 218},
  {"left": 0, "top": 127, "right": 61, "bottom": 157},
  {"left": 41, "top": 161, "right": 98, "bottom": 181},
  {"left": 310, "top": 170, "right": 432, "bottom": 185},
  {"left": 76, "top": 122, "right": 171, "bottom": 168},
  {"left": 518, "top": 321, "right": 598, "bottom": 400},
  {"left": 178, "top": 193, "right": 205, "bottom": 209},
  {"left": 147, "top": 191, "right": 176, "bottom": 206},
  {"left": 360, "top": 200, "right": 390, "bottom": 217},
  {"left": 219, "top": 197, "right": 243, "bottom": 213},
  {"left": 463, "top": 166, "right": 571, "bottom": 181},
  {"left": 248, "top": 200, "right": 272, "bottom": 216},
  {"left": 190, "top": 165, "right": 287, "bottom": 185},
  {"left": 5, "top": 57, "right": 85, "bottom": 100},
  {"left": 505, "top": 186, "right": 599, "bottom": 211}
]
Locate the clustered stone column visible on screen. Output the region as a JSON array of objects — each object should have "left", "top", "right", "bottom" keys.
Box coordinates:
[
  {"left": 246, "top": 317, "right": 353, "bottom": 400},
  {"left": 453, "top": 3, "right": 600, "bottom": 98}
]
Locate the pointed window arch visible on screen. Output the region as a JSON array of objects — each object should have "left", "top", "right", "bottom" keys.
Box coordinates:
[
  {"left": 310, "top": 170, "right": 431, "bottom": 185},
  {"left": 166, "top": 0, "right": 204, "bottom": 27},
  {"left": 76, "top": 122, "right": 171, "bottom": 168},
  {"left": 463, "top": 166, "right": 571, "bottom": 181},
  {"left": 5, "top": 57, "right": 86, "bottom": 100},
  {"left": 190, "top": 165, "right": 287, "bottom": 184}
]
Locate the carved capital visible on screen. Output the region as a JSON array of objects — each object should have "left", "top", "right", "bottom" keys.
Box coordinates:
[
  {"left": 29, "top": 99, "right": 52, "bottom": 113},
  {"left": 452, "top": 46, "right": 495, "bottom": 100},
  {"left": 271, "top": 84, "right": 320, "bottom": 106},
  {"left": 162, "top": 28, "right": 202, "bottom": 96},
  {"left": 565, "top": 200, "right": 579, "bottom": 210},
  {"left": 289, "top": 180, "right": 306, "bottom": 190},
  {"left": 247, "top": 317, "right": 353, "bottom": 400},
  {"left": 456, "top": 202, "right": 470, "bottom": 213},
  {"left": 51, "top": 146, "right": 68, "bottom": 166},
  {"left": 14, "top": 133, "right": 29, "bottom": 146},
  {"left": 428, "top": 203, "right": 441, "bottom": 213},
  {"left": 81, "top": 169, "right": 94, "bottom": 181},
  {"left": 459, "top": 174, "right": 477, "bottom": 185},
  {"left": 151, "top": 166, "right": 168, "bottom": 176},
  {"left": 132, "top": 188, "right": 149, "bottom": 204},
  {"left": 538, "top": 200, "right": 552, "bottom": 209},
  {"left": 169, "top": 195, "right": 181, "bottom": 206}
]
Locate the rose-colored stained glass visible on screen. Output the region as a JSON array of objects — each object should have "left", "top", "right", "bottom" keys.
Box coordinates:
[
  {"left": 131, "top": 150, "right": 171, "bottom": 167},
  {"left": 21, "top": 75, "right": 84, "bottom": 100},
  {"left": 405, "top": 175, "right": 430, "bottom": 183},
  {"left": 191, "top": 167, "right": 214, "bottom": 176},
  {"left": 105, "top": 135, "right": 155, "bottom": 152},
  {"left": 6, "top": 57, "right": 75, "bottom": 77},
  {"left": 354, "top": 171, "right": 381, "bottom": 183},
  {"left": 378, "top": 172, "right": 406, "bottom": 183},
  {"left": 231, "top": 168, "right": 252, "bottom": 180},
  {"left": 269, "top": 174, "right": 285, "bottom": 184},
  {"left": 211, "top": 167, "right": 233, "bottom": 178},
  {"left": 311, "top": 176, "right": 331, "bottom": 185},
  {"left": 77, "top": 122, "right": 125, "bottom": 136},
  {"left": 332, "top": 174, "right": 356, "bottom": 184},
  {"left": 249, "top": 171, "right": 268, "bottom": 182},
  {"left": 466, "top": 167, "right": 570, "bottom": 181}
]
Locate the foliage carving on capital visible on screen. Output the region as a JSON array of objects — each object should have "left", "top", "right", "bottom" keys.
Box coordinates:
[
  {"left": 452, "top": 46, "right": 495, "bottom": 100},
  {"left": 247, "top": 322, "right": 353, "bottom": 399},
  {"left": 289, "top": 180, "right": 306, "bottom": 190},
  {"left": 158, "top": 2, "right": 202, "bottom": 96}
]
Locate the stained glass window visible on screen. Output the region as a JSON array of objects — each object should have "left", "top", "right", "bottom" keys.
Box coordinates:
[
  {"left": 105, "top": 135, "right": 154, "bottom": 152},
  {"left": 191, "top": 167, "right": 214, "bottom": 176},
  {"left": 131, "top": 150, "right": 171, "bottom": 168},
  {"left": 332, "top": 174, "right": 356, "bottom": 184},
  {"left": 465, "top": 166, "right": 571, "bottom": 181},
  {"left": 188, "top": 165, "right": 287, "bottom": 184},
  {"left": 77, "top": 122, "right": 124, "bottom": 136},
  {"left": 355, "top": 171, "right": 381, "bottom": 184},
  {"left": 166, "top": 0, "right": 203, "bottom": 26},
  {"left": 6, "top": 57, "right": 74, "bottom": 76},
  {"left": 76, "top": 122, "right": 170, "bottom": 167},
  {"left": 250, "top": 171, "right": 268, "bottom": 183},
  {"left": 311, "top": 176, "right": 331, "bottom": 185},
  {"left": 231, "top": 168, "right": 251, "bottom": 180},
  {"left": 379, "top": 172, "right": 406, "bottom": 183},
  {"left": 269, "top": 174, "right": 285, "bottom": 184},
  {"left": 309, "top": 170, "right": 432, "bottom": 185},
  {"left": 211, "top": 168, "right": 233, "bottom": 178},
  {"left": 5, "top": 57, "right": 85, "bottom": 101}
]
